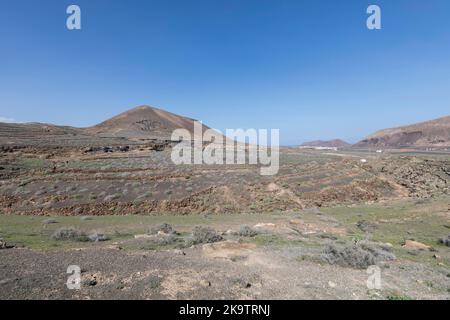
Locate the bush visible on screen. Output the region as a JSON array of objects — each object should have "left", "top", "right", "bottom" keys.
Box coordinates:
[
  {"left": 153, "top": 234, "right": 178, "bottom": 246},
  {"left": 0, "top": 238, "right": 6, "bottom": 249},
  {"left": 189, "top": 226, "right": 223, "bottom": 245},
  {"left": 0, "top": 238, "right": 14, "bottom": 250},
  {"left": 237, "top": 225, "right": 258, "bottom": 237},
  {"left": 439, "top": 235, "right": 450, "bottom": 247},
  {"left": 356, "top": 220, "right": 377, "bottom": 233},
  {"left": 148, "top": 276, "right": 162, "bottom": 289},
  {"left": 139, "top": 234, "right": 179, "bottom": 250},
  {"left": 322, "top": 241, "right": 395, "bottom": 269},
  {"left": 51, "top": 227, "right": 88, "bottom": 242},
  {"left": 148, "top": 223, "right": 177, "bottom": 235},
  {"left": 88, "top": 232, "right": 109, "bottom": 242}
]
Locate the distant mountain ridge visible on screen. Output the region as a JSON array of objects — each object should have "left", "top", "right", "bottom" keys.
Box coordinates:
[
  {"left": 2, "top": 106, "right": 449, "bottom": 148},
  {"left": 300, "top": 139, "right": 350, "bottom": 148},
  {"left": 355, "top": 115, "right": 450, "bottom": 148}
]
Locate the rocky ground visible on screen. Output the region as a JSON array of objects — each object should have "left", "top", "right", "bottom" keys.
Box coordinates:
[{"left": 0, "top": 198, "right": 449, "bottom": 300}]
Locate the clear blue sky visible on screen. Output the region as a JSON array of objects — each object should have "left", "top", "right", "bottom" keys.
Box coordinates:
[{"left": 1, "top": 0, "right": 449, "bottom": 145}]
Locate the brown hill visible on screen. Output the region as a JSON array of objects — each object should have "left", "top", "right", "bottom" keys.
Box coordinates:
[
  {"left": 85, "top": 105, "right": 209, "bottom": 140},
  {"left": 0, "top": 106, "right": 214, "bottom": 146},
  {"left": 355, "top": 115, "right": 450, "bottom": 148},
  {"left": 0, "top": 122, "right": 85, "bottom": 146},
  {"left": 0, "top": 122, "right": 81, "bottom": 137},
  {"left": 300, "top": 139, "right": 350, "bottom": 148}
]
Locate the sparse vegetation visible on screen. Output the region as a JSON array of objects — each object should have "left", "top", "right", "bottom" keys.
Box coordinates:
[
  {"left": 356, "top": 220, "right": 377, "bottom": 233},
  {"left": 188, "top": 226, "right": 223, "bottom": 245},
  {"left": 88, "top": 232, "right": 109, "bottom": 242},
  {"left": 138, "top": 234, "right": 181, "bottom": 250},
  {"left": 0, "top": 238, "right": 14, "bottom": 249},
  {"left": 148, "top": 223, "right": 177, "bottom": 235},
  {"left": 322, "top": 241, "right": 396, "bottom": 269},
  {"left": 51, "top": 227, "right": 88, "bottom": 242},
  {"left": 148, "top": 276, "right": 162, "bottom": 289},
  {"left": 386, "top": 294, "right": 414, "bottom": 300},
  {"left": 439, "top": 234, "right": 450, "bottom": 247},
  {"left": 237, "top": 225, "right": 258, "bottom": 237}
]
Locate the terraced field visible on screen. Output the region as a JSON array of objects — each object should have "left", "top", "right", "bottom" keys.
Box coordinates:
[{"left": 1, "top": 145, "right": 448, "bottom": 216}]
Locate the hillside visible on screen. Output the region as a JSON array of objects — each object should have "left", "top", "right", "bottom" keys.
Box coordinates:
[
  {"left": 300, "top": 139, "right": 350, "bottom": 148},
  {"left": 355, "top": 115, "right": 450, "bottom": 148},
  {"left": 0, "top": 105, "right": 213, "bottom": 146},
  {"left": 84, "top": 105, "right": 209, "bottom": 140}
]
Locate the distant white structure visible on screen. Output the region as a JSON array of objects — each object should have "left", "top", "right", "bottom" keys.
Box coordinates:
[
  {"left": 360, "top": 159, "right": 368, "bottom": 163},
  {"left": 376, "top": 150, "right": 383, "bottom": 153}
]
